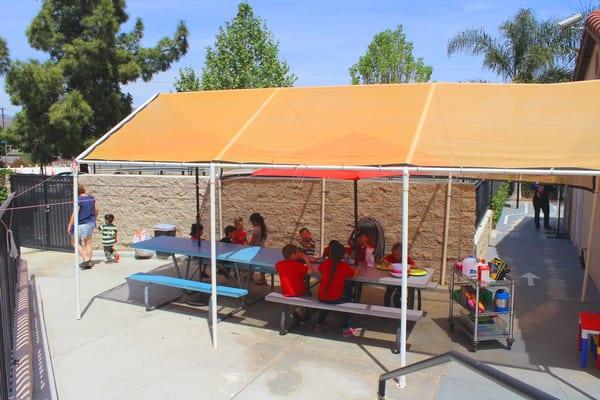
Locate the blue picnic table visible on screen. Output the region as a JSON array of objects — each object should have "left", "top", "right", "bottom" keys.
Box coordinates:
[{"left": 131, "top": 236, "right": 433, "bottom": 310}]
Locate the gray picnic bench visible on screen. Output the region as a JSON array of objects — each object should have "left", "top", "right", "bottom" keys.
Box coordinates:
[{"left": 266, "top": 292, "right": 422, "bottom": 352}]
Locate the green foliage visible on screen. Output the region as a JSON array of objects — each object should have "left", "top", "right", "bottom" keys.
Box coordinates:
[
  {"left": 350, "top": 26, "right": 432, "bottom": 84},
  {"left": 491, "top": 182, "right": 510, "bottom": 227},
  {"left": 0, "top": 169, "right": 12, "bottom": 203},
  {"left": 4, "top": 0, "right": 189, "bottom": 165},
  {"left": 174, "top": 67, "right": 202, "bottom": 92},
  {"left": 200, "top": 2, "right": 296, "bottom": 90},
  {"left": 447, "top": 9, "right": 578, "bottom": 83},
  {"left": 0, "top": 37, "right": 9, "bottom": 75}
]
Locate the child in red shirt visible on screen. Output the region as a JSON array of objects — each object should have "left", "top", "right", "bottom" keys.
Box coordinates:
[
  {"left": 316, "top": 241, "right": 362, "bottom": 337},
  {"left": 232, "top": 217, "right": 248, "bottom": 245},
  {"left": 275, "top": 244, "right": 313, "bottom": 322},
  {"left": 382, "top": 242, "right": 416, "bottom": 307}
]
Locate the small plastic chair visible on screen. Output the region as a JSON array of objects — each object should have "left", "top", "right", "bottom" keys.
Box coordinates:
[{"left": 579, "top": 312, "right": 600, "bottom": 368}]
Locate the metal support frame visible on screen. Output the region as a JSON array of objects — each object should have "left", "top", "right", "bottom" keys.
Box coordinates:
[
  {"left": 399, "top": 167, "right": 410, "bottom": 387},
  {"left": 440, "top": 174, "right": 452, "bottom": 285},
  {"left": 209, "top": 163, "right": 218, "bottom": 347},
  {"left": 581, "top": 177, "right": 598, "bottom": 302},
  {"left": 320, "top": 178, "right": 326, "bottom": 255}
]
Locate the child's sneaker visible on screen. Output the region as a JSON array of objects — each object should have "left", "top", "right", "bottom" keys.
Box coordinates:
[{"left": 342, "top": 327, "right": 363, "bottom": 338}]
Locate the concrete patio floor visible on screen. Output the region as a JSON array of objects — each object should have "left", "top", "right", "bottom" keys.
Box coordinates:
[{"left": 25, "top": 200, "right": 600, "bottom": 399}]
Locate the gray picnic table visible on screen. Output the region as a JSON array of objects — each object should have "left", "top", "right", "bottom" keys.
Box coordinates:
[{"left": 132, "top": 236, "right": 433, "bottom": 309}]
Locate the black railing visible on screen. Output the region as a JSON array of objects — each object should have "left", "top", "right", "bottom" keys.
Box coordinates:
[
  {"left": 377, "top": 351, "right": 558, "bottom": 400},
  {"left": 9, "top": 174, "right": 73, "bottom": 252},
  {"left": 0, "top": 193, "right": 21, "bottom": 400}
]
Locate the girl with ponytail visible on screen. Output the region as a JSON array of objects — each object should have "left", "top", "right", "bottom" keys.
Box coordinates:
[{"left": 316, "top": 241, "right": 362, "bottom": 337}]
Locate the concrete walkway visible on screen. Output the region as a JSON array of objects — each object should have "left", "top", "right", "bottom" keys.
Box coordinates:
[{"left": 24, "top": 201, "right": 600, "bottom": 399}]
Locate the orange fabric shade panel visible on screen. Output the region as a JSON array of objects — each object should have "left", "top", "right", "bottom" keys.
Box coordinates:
[{"left": 81, "top": 81, "right": 600, "bottom": 180}]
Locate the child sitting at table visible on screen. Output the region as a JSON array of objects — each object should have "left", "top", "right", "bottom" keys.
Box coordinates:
[
  {"left": 190, "top": 222, "right": 204, "bottom": 240},
  {"left": 322, "top": 239, "right": 352, "bottom": 259},
  {"left": 220, "top": 225, "right": 236, "bottom": 243},
  {"left": 298, "top": 227, "right": 316, "bottom": 258},
  {"left": 316, "top": 241, "right": 362, "bottom": 337},
  {"left": 352, "top": 230, "right": 376, "bottom": 265},
  {"left": 249, "top": 212, "right": 269, "bottom": 285},
  {"left": 382, "top": 242, "right": 416, "bottom": 307},
  {"left": 232, "top": 217, "right": 248, "bottom": 245},
  {"left": 275, "top": 244, "right": 313, "bottom": 323}
]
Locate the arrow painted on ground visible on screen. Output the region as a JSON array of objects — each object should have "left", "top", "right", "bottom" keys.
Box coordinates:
[{"left": 521, "top": 272, "right": 540, "bottom": 287}]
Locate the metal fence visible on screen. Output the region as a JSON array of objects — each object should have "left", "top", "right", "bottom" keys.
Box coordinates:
[
  {"left": 0, "top": 194, "right": 21, "bottom": 399},
  {"left": 9, "top": 174, "right": 73, "bottom": 252}
]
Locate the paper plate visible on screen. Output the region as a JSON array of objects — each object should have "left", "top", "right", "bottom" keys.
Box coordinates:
[
  {"left": 389, "top": 271, "right": 403, "bottom": 278},
  {"left": 409, "top": 268, "right": 428, "bottom": 276}
]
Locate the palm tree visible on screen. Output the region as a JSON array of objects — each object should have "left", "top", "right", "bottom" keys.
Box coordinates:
[{"left": 447, "top": 9, "right": 578, "bottom": 83}]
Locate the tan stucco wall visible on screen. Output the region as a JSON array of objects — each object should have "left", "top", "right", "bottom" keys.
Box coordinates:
[{"left": 80, "top": 175, "right": 476, "bottom": 282}]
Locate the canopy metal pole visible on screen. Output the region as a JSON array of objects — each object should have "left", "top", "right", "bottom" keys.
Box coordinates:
[
  {"left": 73, "top": 163, "right": 81, "bottom": 319},
  {"left": 75, "top": 160, "right": 600, "bottom": 179},
  {"left": 353, "top": 180, "right": 359, "bottom": 266},
  {"left": 218, "top": 169, "right": 223, "bottom": 238},
  {"left": 581, "top": 177, "right": 598, "bottom": 302},
  {"left": 399, "top": 167, "right": 410, "bottom": 388},
  {"left": 195, "top": 168, "right": 201, "bottom": 248},
  {"left": 440, "top": 174, "right": 452, "bottom": 285},
  {"left": 320, "top": 178, "right": 326, "bottom": 254},
  {"left": 209, "top": 163, "right": 218, "bottom": 347}
]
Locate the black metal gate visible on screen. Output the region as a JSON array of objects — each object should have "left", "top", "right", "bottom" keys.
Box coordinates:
[
  {"left": 0, "top": 194, "right": 20, "bottom": 400},
  {"left": 9, "top": 174, "right": 73, "bottom": 252}
]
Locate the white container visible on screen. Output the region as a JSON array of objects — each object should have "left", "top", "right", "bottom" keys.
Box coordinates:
[
  {"left": 391, "top": 263, "right": 404, "bottom": 273},
  {"left": 365, "top": 246, "right": 375, "bottom": 267},
  {"left": 462, "top": 256, "right": 478, "bottom": 277}
]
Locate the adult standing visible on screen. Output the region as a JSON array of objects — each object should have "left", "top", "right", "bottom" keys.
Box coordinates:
[
  {"left": 68, "top": 184, "right": 97, "bottom": 269},
  {"left": 532, "top": 183, "right": 551, "bottom": 231}
]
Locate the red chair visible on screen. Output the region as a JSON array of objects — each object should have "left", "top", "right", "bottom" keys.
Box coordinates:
[{"left": 579, "top": 312, "right": 600, "bottom": 368}]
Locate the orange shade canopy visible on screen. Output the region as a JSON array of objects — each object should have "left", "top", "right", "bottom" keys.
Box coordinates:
[{"left": 80, "top": 81, "right": 600, "bottom": 187}]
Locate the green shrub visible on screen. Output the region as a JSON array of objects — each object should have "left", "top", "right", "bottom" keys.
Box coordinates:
[
  {"left": 491, "top": 182, "right": 510, "bottom": 227},
  {"left": 0, "top": 169, "right": 12, "bottom": 203}
]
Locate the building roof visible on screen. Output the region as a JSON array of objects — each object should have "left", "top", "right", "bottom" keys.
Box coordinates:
[{"left": 574, "top": 10, "right": 600, "bottom": 80}]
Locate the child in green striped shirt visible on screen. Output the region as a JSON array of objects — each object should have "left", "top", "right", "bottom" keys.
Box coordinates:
[{"left": 99, "top": 214, "right": 120, "bottom": 263}]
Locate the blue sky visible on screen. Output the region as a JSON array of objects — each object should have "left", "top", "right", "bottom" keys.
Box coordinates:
[{"left": 0, "top": 0, "right": 587, "bottom": 115}]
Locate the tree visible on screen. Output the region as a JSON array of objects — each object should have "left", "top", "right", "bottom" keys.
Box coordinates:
[
  {"left": 174, "top": 66, "right": 202, "bottom": 92},
  {"left": 349, "top": 26, "right": 432, "bottom": 84},
  {"left": 5, "top": 0, "right": 188, "bottom": 165},
  {"left": 199, "top": 2, "right": 296, "bottom": 90},
  {"left": 447, "top": 9, "right": 578, "bottom": 83},
  {"left": 0, "top": 37, "right": 9, "bottom": 75}
]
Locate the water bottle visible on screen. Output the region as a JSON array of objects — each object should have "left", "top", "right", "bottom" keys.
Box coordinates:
[{"left": 494, "top": 289, "right": 510, "bottom": 312}]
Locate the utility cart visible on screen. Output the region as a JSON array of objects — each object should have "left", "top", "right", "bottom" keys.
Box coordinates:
[{"left": 448, "top": 265, "right": 515, "bottom": 352}]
